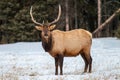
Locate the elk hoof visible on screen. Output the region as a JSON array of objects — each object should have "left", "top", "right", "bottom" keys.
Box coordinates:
[
  {"left": 55, "top": 73, "right": 58, "bottom": 75},
  {"left": 60, "top": 73, "right": 63, "bottom": 75}
]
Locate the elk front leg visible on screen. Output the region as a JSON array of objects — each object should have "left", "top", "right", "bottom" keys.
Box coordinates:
[
  {"left": 54, "top": 57, "right": 59, "bottom": 75},
  {"left": 59, "top": 55, "right": 64, "bottom": 75}
]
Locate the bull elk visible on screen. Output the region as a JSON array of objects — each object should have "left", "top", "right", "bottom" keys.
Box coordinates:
[{"left": 30, "top": 5, "right": 92, "bottom": 75}]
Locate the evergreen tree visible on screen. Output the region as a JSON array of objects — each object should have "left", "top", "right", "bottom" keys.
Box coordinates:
[{"left": 0, "top": 0, "right": 120, "bottom": 43}]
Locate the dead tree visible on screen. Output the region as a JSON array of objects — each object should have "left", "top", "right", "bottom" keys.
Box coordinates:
[{"left": 93, "top": 8, "right": 120, "bottom": 37}]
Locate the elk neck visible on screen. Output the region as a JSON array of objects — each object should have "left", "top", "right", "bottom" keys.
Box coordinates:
[{"left": 41, "top": 33, "right": 53, "bottom": 52}]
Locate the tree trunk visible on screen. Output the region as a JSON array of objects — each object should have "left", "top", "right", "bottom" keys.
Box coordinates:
[
  {"left": 74, "top": 0, "right": 78, "bottom": 29},
  {"left": 97, "top": 0, "right": 101, "bottom": 37},
  {"left": 65, "top": 0, "right": 69, "bottom": 31},
  {"left": 104, "top": 0, "right": 109, "bottom": 37},
  {"left": 93, "top": 8, "right": 120, "bottom": 37}
]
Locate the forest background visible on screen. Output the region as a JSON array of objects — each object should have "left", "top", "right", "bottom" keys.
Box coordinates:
[{"left": 0, "top": 0, "right": 120, "bottom": 44}]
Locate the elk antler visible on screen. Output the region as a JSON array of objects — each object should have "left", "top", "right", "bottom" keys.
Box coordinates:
[
  {"left": 30, "top": 5, "right": 61, "bottom": 26},
  {"left": 30, "top": 6, "right": 43, "bottom": 26},
  {"left": 48, "top": 5, "right": 61, "bottom": 25}
]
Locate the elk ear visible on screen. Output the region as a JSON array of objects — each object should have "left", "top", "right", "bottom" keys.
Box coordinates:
[
  {"left": 49, "top": 25, "right": 56, "bottom": 30},
  {"left": 35, "top": 26, "right": 43, "bottom": 31}
]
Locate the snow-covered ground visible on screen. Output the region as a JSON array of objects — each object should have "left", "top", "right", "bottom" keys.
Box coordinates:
[{"left": 0, "top": 38, "right": 120, "bottom": 80}]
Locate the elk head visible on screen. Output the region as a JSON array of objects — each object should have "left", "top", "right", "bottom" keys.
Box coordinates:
[{"left": 30, "top": 5, "right": 61, "bottom": 43}]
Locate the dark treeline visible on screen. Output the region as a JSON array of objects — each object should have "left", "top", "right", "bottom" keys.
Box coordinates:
[{"left": 0, "top": 0, "right": 120, "bottom": 44}]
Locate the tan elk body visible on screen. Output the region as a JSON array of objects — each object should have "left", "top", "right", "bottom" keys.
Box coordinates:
[
  {"left": 46, "top": 29, "right": 92, "bottom": 57},
  {"left": 30, "top": 5, "right": 92, "bottom": 75}
]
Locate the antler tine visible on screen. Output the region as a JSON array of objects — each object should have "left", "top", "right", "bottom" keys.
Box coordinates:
[
  {"left": 30, "top": 6, "right": 43, "bottom": 26},
  {"left": 48, "top": 5, "right": 61, "bottom": 25}
]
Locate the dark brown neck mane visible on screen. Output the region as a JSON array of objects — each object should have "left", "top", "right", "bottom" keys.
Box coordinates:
[{"left": 41, "top": 34, "right": 53, "bottom": 52}]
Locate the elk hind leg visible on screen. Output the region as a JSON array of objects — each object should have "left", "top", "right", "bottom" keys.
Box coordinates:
[
  {"left": 81, "top": 53, "right": 89, "bottom": 73},
  {"left": 84, "top": 53, "right": 92, "bottom": 73},
  {"left": 89, "top": 55, "right": 92, "bottom": 73}
]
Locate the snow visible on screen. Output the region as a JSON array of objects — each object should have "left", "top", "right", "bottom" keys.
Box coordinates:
[{"left": 0, "top": 37, "right": 120, "bottom": 80}]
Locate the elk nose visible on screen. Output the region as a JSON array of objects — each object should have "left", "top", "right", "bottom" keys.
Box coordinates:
[{"left": 44, "top": 33, "right": 48, "bottom": 36}]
